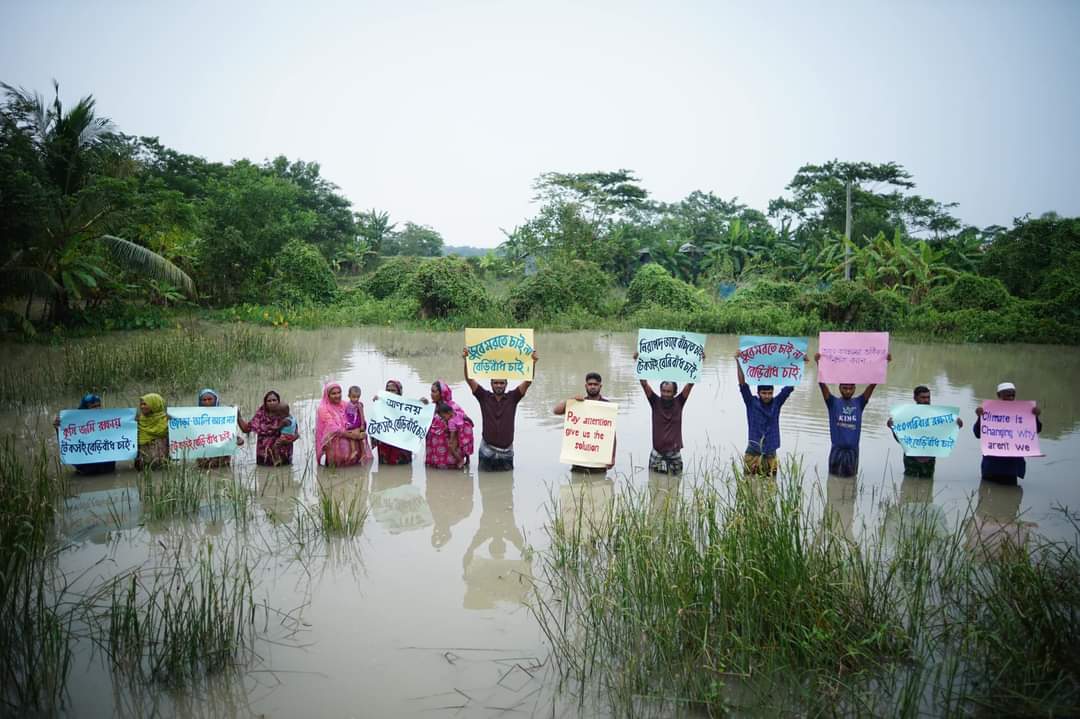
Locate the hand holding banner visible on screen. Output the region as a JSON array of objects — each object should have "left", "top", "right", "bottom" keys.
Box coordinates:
[
  {"left": 367, "top": 395, "right": 436, "bottom": 454},
  {"left": 559, "top": 400, "right": 618, "bottom": 468},
  {"left": 818, "top": 332, "right": 890, "bottom": 384},
  {"left": 980, "top": 400, "right": 1043, "bottom": 457},
  {"left": 889, "top": 404, "right": 961, "bottom": 457},
  {"left": 636, "top": 328, "right": 706, "bottom": 383},
  {"left": 168, "top": 406, "right": 239, "bottom": 460},
  {"left": 465, "top": 328, "right": 535, "bottom": 380},
  {"left": 736, "top": 336, "right": 808, "bottom": 386},
  {"left": 58, "top": 408, "right": 138, "bottom": 465}
]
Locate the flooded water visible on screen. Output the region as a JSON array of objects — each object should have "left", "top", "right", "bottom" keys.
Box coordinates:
[{"left": 9, "top": 329, "right": 1080, "bottom": 716}]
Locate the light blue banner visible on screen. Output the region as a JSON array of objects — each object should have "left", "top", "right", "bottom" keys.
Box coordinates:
[
  {"left": 635, "top": 328, "right": 707, "bottom": 383},
  {"left": 168, "top": 406, "right": 239, "bottom": 460},
  {"left": 58, "top": 408, "right": 138, "bottom": 465},
  {"left": 889, "top": 404, "right": 961, "bottom": 458},
  {"left": 367, "top": 396, "right": 436, "bottom": 454},
  {"left": 737, "top": 335, "right": 809, "bottom": 386}
]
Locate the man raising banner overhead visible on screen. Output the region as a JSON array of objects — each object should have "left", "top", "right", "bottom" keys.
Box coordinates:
[
  {"left": 633, "top": 349, "right": 700, "bottom": 475},
  {"left": 814, "top": 350, "right": 890, "bottom": 478},
  {"left": 463, "top": 345, "right": 538, "bottom": 471}
]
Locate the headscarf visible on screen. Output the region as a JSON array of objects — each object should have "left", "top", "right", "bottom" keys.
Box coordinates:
[
  {"left": 249, "top": 390, "right": 288, "bottom": 436},
  {"left": 197, "top": 388, "right": 220, "bottom": 406},
  {"left": 385, "top": 379, "right": 403, "bottom": 395},
  {"left": 433, "top": 380, "right": 472, "bottom": 424},
  {"left": 79, "top": 393, "right": 102, "bottom": 409},
  {"left": 137, "top": 393, "right": 169, "bottom": 444},
  {"left": 315, "top": 382, "right": 349, "bottom": 455}
]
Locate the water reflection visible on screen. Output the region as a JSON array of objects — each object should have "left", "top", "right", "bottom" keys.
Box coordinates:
[
  {"left": 825, "top": 474, "right": 857, "bottom": 541},
  {"left": 462, "top": 473, "right": 530, "bottom": 609},
  {"left": 426, "top": 470, "right": 474, "bottom": 549},
  {"left": 369, "top": 464, "right": 432, "bottom": 534},
  {"left": 255, "top": 465, "right": 301, "bottom": 524},
  {"left": 559, "top": 475, "right": 615, "bottom": 540},
  {"left": 968, "top": 480, "right": 1035, "bottom": 553}
]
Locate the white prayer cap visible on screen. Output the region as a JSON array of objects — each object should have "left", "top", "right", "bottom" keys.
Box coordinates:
[{"left": 996, "top": 382, "right": 1016, "bottom": 393}]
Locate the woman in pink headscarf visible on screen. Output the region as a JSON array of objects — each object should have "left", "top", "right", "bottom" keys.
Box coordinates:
[
  {"left": 315, "top": 382, "right": 370, "bottom": 467},
  {"left": 425, "top": 380, "right": 475, "bottom": 469}
]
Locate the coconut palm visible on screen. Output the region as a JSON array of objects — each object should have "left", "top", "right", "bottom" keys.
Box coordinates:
[{"left": 0, "top": 81, "right": 194, "bottom": 320}]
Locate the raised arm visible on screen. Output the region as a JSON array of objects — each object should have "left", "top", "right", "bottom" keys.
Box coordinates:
[
  {"left": 814, "top": 352, "right": 831, "bottom": 401},
  {"left": 862, "top": 354, "right": 890, "bottom": 402},
  {"left": 633, "top": 352, "right": 655, "bottom": 398},
  {"left": 517, "top": 351, "right": 537, "bottom": 397},
  {"left": 462, "top": 347, "right": 479, "bottom": 393},
  {"left": 734, "top": 351, "right": 746, "bottom": 386}
]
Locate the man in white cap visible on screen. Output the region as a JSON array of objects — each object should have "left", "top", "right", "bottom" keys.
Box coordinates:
[{"left": 972, "top": 381, "right": 1042, "bottom": 485}]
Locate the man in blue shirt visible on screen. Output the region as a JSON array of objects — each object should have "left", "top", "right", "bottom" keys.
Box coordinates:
[
  {"left": 814, "top": 351, "right": 889, "bottom": 477},
  {"left": 735, "top": 352, "right": 807, "bottom": 477}
]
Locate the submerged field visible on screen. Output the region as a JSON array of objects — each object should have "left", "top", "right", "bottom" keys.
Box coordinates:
[{"left": 2, "top": 327, "right": 1079, "bottom": 716}]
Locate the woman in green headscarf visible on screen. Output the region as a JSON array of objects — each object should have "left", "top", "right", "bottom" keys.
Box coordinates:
[{"left": 135, "top": 393, "right": 170, "bottom": 470}]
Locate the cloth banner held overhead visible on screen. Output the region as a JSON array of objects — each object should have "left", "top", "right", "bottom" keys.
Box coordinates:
[
  {"left": 559, "top": 399, "right": 618, "bottom": 468},
  {"left": 58, "top": 408, "right": 138, "bottom": 465},
  {"left": 168, "top": 406, "right": 239, "bottom": 460},
  {"left": 736, "top": 335, "right": 808, "bottom": 386},
  {"left": 817, "top": 331, "right": 890, "bottom": 384},
  {"left": 980, "top": 400, "right": 1043, "bottom": 457},
  {"left": 465, "top": 328, "right": 535, "bottom": 380},
  {"left": 889, "top": 404, "right": 961, "bottom": 458},
  {"left": 367, "top": 395, "right": 436, "bottom": 455},
  {"left": 636, "top": 328, "right": 707, "bottom": 383}
]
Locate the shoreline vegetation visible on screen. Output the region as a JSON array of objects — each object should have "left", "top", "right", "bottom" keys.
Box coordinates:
[{"left": 2, "top": 83, "right": 1079, "bottom": 346}]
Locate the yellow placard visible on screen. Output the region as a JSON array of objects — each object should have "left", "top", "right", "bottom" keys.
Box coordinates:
[
  {"left": 559, "top": 399, "right": 618, "bottom": 467},
  {"left": 464, "top": 328, "right": 535, "bottom": 380}
]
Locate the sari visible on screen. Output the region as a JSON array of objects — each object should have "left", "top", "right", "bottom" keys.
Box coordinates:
[
  {"left": 426, "top": 380, "right": 475, "bottom": 469},
  {"left": 137, "top": 393, "right": 169, "bottom": 468},
  {"left": 316, "top": 382, "right": 367, "bottom": 467},
  {"left": 374, "top": 379, "right": 412, "bottom": 465},
  {"left": 195, "top": 389, "right": 231, "bottom": 468},
  {"left": 247, "top": 391, "right": 295, "bottom": 466}
]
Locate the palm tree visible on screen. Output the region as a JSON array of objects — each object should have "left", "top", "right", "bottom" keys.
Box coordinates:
[{"left": 0, "top": 81, "right": 194, "bottom": 320}]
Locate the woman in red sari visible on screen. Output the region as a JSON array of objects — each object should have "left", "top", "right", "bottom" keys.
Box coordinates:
[
  {"left": 425, "top": 380, "right": 475, "bottom": 469},
  {"left": 315, "top": 382, "right": 369, "bottom": 467},
  {"left": 239, "top": 390, "right": 296, "bottom": 466}
]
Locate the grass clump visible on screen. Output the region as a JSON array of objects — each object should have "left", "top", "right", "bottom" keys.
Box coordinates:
[
  {"left": 304, "top": 481, "right": 368, "bottom": 537},
  {"left": 532, "top": 460, "right": 1080, "bottom": 716},
  {"left": 98, "top": 542, "right": 260, "bottom": 687}
]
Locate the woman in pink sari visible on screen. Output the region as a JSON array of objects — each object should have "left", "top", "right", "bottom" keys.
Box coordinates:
[
  {"left": 316, "top": 382, "right": 371, "bottom": 467},
  {"left": 425, "top": 380, "right": 475, "bottom": 469}
]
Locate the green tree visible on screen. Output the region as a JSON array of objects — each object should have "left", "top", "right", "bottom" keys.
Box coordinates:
[
  {"left": 0, "top": 81, "right": 194, "bottom": 321},
  {"left": 384, "top": 222, "right": 444, "bottom": 257}
]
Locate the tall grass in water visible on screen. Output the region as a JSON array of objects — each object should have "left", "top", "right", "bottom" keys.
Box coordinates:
[
  {"left": 0, "top": 325, "right": 307, "bottom": 405},
  {"left": 97, "top": 541, "right": 261, "bottom": 687},
  {"left": 304, "top": 481, "right": 368, "bottom": 537},
  {"left": 532, "top": 459, "right": 1080, "bottom": 716},
  {"left": 0, "top": 440, "right": 72, "bottom": 712},
  {"left": 137, "top": 462, "right": 254, "bottom": 526}
]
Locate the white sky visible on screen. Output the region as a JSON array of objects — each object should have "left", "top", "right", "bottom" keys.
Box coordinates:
[{"left": 3, "top": 0, "right": 1078, "bottom": 247}]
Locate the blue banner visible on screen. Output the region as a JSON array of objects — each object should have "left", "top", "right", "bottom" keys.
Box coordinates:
[
  {"left": 168, "top": 406, "right": 240, "bottom": 460},
  {"left": 58, "top": 408, "right": 138, "bottom": 465},
  {"left": 889, "top": 404, "right": 961, "bottom": 458},
  {"left": 636, "top": 328, "right": 707, "bottom": 383},
  {"left": 737, "top": 335, "right": 809, "bottom": 386},
  {"left": 367, "top": 395, "right": 436, "bottom": 454}
]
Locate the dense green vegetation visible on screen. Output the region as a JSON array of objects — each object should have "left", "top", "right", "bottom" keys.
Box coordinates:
[{"left": 3, "top": 82, "right": 1079, "bottom": 343}]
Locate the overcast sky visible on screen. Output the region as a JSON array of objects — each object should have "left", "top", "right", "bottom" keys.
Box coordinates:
[{"left": 3, "top": 0, "right": 1078, "bottom": 247}]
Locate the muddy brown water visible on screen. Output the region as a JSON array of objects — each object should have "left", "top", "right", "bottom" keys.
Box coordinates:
[{"left": 8, "top": 329, "right": 1080, "bottom": 717}]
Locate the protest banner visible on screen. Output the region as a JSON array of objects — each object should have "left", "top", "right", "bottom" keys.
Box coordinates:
[
  {"left": 979, "top": 400, "right": 1043, "bottom": 457},
  {"left": 889, "top": 404, "right": 962, "bottom": 458},
  {"left": 636, "top": 328, "right": 707, "bottom": 383},
  {"left": 367, "top": 395, "right": 436, "bottom": 454},
  {"left": 736, "top": 335, "right": 808, "bottom": 386},
  {"left": 58, "top": 408, "right": 138, "bottom": 465},
  {"left": 559, "top": 399, "right": 618, "bottom": 468},
  {"left": 168, "top": 406, "right": 239, "bottom": 460},
  {"left": 464, "top": 328, "right": 535, "bottom": 380},
  {"left": 817, "top": 332, "right": 890, "bottom": 384}
]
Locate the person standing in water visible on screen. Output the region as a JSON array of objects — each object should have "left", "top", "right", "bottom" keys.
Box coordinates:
[
  {"left": 462, "top": 347, "right": 537, "bottom": 471},
  {"left": 372, "top": 379, "right": 412, "bottom": 465},
  {"left": 632, "top": 352, "right": 696, "bottom": 475},
  {"left": 736, "top": 353, "right": 807, "bottom": 477},
  {"left": 53, "top": 393, "right": 117, "bottom": 476},
  {"left": 814, "top": 352, "right": 889, "bottom": 477},
  {"left": 554, "top": 372, "right": 615, "bottom": 474},
  {"left": 973, "top": 381, "right": 1042, "bottom": 485},
  {"left": 886, "top": 385, "right": 963, "bottom": 478}
]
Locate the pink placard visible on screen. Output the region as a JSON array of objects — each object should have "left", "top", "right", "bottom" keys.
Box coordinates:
[
  {"left": 980, "top": 400, "right": 1043, "bottom": 457},
  {"left": 817, "top": 332, "right": 889, "bottom": 384}
]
